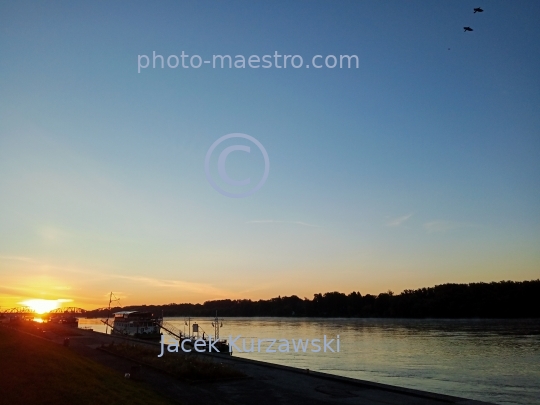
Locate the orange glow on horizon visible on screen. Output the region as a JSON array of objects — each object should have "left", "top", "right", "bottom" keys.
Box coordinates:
[{"left": 21, "top": 299, "right": 62, "bottom": 314}]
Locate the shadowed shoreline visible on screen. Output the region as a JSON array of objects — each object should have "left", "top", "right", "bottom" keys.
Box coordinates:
[
  {"left": 1, "top": 321, "right": 496, "bottom": 405},
  {"left": 85, "top": 280, "right": 540, "bottom": 318}
]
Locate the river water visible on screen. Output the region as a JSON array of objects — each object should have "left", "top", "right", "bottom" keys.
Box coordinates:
[{"left": 78, "top": 317, "right": 540, "bottom": 405}]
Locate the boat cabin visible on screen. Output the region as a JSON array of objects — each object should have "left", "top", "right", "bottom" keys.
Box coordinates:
[{"left": 112, "top": 311, "right": 162, "bottom": 339}]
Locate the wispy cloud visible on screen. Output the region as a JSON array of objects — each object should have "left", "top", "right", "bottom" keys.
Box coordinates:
[
  {"left": 53, "top": 286, "right": 72, "bottom": 291},
  {"left": 38, "top": 227, "right": 71, "bottom": 242},
  {"left": 386, "top": 213, "right": 413, "bottom": 227},
  {"left": 423, "top": 220, "right": 476, "bottom": 233},
  {"left": 0, "top": 255, "right": 232, "bottom": 303},
  {"left": 0, "top": 255, "right": 38, "bottom": 264},
  {"left": 110, "top": 274, "right": 229, "bottom": 297},
  {"left": 0, "top": 255, "right": 97, "bottom": 276},
  {"left": 247, "top": 220, "right": 320, "bottom": 228}
]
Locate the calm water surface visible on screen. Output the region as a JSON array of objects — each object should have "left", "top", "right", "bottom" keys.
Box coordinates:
[{"left": 79, "top": 318, "right": 540, "bottom": 405}]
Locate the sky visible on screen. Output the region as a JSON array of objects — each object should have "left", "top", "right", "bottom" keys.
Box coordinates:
[{"left": 1, "top": 0, "right": 539, "bottom": 310}]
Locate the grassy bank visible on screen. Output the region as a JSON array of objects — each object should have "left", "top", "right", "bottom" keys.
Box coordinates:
[
  {"left": 0, "top": 326, "right": 175, "bottom": 405},
  {"left": 104, "top": 342, "right": 244, "bottom": 381}
]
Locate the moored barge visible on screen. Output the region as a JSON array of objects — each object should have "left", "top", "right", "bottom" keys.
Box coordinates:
[{"left": 110, "top": 311, "right": 162, "bottom": 340}]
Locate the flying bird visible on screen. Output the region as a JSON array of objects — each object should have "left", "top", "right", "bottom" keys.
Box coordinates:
[
  {"left": 473, "top": 7, "right": 484, "bottom": 13},
  {"left": 464, "top": 26, "right": 473, "bottom": 32}
]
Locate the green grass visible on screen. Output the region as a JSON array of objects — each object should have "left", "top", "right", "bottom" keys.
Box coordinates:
[
  {"left": 0, "top": 326, "right": 176, "bottom": 405},
  {"left": 104, "top": 342, "right": 245, "bottom": 381}
]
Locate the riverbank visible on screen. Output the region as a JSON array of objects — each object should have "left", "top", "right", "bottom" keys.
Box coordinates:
[
  {"left": 0, "top": 324, "right": 174, "bottom": 405},
  {"left": 0, "top": 321, "right": 495, "bottom": 404}
]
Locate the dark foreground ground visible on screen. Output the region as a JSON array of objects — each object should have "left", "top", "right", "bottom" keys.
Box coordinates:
[{"left": 0, "top": 322, "right": 495, "bottom": 405}]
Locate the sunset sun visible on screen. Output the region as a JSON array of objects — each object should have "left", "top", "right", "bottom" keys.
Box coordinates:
[{"left": 21, "top": 299, "right": 61, "bottom": 314}]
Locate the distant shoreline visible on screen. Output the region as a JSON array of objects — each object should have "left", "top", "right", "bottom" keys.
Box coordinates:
[{"left": 84, "top": 280, "right": 540, "bottom": 319}]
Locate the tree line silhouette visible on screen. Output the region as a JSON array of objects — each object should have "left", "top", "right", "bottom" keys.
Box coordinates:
[{"left": 85, "top": 280, "right": 540, "bottom": 318}]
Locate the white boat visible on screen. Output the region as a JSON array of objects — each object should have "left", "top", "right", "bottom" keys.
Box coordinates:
[{"left": 110, "top": 311, "right": 162, "bottom": 340}]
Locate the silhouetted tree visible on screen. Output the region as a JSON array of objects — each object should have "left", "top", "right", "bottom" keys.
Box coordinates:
[{"left": 84, "top": 280, "right": 540, "bottom": 319}]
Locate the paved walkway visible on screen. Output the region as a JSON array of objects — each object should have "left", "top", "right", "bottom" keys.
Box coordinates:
[{"left": 11, "top": 325, "right": 496, "bottom": 405}]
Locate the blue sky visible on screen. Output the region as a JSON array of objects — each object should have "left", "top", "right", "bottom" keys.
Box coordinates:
[{"left": 1, "top": 0, "right": 539, "bottom": 307}]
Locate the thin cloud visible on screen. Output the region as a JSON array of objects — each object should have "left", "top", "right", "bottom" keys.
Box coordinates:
[
  {"left": 247, "top": 220, "right": 320, "bottom": 228},
  {"left": 110, "top": 274, "right": 229, "bottom": 297},
  {"left": 423, "top": 220, "right": 476, "bottom": 233},
  {"left": 0, "top": 256, "right": 232, "bottom": 302},
  {"left": 38, "top": 227, "right": 71, "bottom": 242},
  {"left": 53, "top": 286, "right": 72, "bottom": 291},
  {"left": 0, "top": 255, "right": 38, "bottom": 263},
  {"left": 386, "top": 214, "right": 413, "bottom": 227}
]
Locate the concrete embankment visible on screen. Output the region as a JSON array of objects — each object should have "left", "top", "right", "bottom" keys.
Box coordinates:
[{"left": 2, "top": 323, "right": 496, "bottom": 405}]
